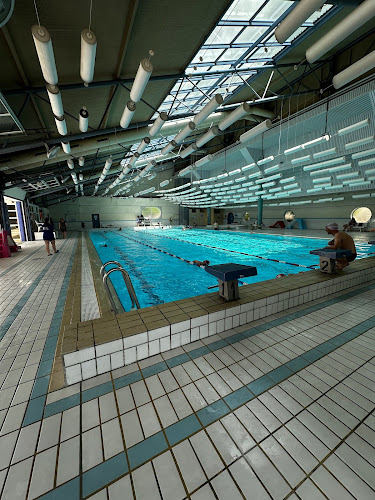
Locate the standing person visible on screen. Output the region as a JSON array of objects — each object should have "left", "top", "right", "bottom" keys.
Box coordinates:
[
  {"left": 325, "top": 222, "right": 356, "bottom": 270},
  {"left": 213, "top": 221, "right": 219, "bottom": 230},
  {"left": 42, "top": 218, "right": 58, "bottom": 256},
  {"left": 59, "top": 218, "right": 67, "bottom": 238}
]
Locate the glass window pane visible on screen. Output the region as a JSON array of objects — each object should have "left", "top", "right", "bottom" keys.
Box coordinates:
[
  {"left": 207, "top": 64, "right": 232, "bottom": 72},
  {"left": 218, "top": 47, "right": 248, "bottom": 62},
  {"left": 205, "top": 25, "right": 243, "bottom": 45},
  {"left": 225, "top": 0, "right": 265, "bottom": 20},
  {"left": 235, "top": 26, "right": 268, "bottom": 44},
  {"left": 191, "top": 48, "right": 224, "bottom": 64},
  {"left": 255, "top": 0, "right": 290, "bottom": 22}
]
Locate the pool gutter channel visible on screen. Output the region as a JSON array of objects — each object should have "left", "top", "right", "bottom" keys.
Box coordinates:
[{"left": 60, "top": 256, "right": 375, "bottom": 386}]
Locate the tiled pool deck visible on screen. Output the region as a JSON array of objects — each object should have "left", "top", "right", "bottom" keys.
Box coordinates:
[{"left": 1, "top": 230, "right": 375, "bottom": 499}]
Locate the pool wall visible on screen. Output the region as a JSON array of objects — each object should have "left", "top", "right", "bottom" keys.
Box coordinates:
[{"left": 62, "top": 257, "right": 375, "bottom": 385}]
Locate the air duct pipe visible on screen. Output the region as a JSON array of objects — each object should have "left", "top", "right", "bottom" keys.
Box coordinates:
[
  {"left": 306, "top": 0, "right": 375, "bottom": 64},
  {"left": 332, "top": 50, "right": 375, "bottom": 89},
  {"left": 275, "top": 0, "right": 326, "bottom": 44}
]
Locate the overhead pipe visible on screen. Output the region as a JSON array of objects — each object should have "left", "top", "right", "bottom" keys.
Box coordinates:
[
  {"left": 306, "top": 0, "right": 375, "bottom": 64},
  {"left": 3, "top": 108, "right": 274, "bottom": 173},
  {"left": 275, "top": 0, "right": 326, "bottom": 44}
]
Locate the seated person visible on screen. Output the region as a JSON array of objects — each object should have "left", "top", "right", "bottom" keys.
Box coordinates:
[
  {"left": 213, "top": 221, "right": 219, "bottom": 230},
  {"left": 325, "top": 222, "right": 357, "bottom": 270},
  {"left": 193, "top": 260, "right": 210, "bottom": 267},
  {"left": 343, "top": 217, "right": 356, "bottom": 231}
]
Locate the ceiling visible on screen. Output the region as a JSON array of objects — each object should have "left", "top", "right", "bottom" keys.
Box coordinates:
[{"left": 1, "top": 0, "right": 374, "bottom": 206}]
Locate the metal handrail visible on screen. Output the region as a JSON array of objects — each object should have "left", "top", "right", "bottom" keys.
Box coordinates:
[
  {"left": 102, "top": 266, "right": 140, "bottom": 313},
  {"left": 100, "top": 260, "right": 122, "bottom": 277}
]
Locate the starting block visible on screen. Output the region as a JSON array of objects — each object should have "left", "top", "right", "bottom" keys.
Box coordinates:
[
  {"left": 205, "top": 263, "right": 257, "bottom": 301},
  {"left": 310, "top": 248, "right": 352, "bottom": 274}
]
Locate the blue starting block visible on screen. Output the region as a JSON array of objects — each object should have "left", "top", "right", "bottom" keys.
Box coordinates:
[
  {"left": 205, "top": 263, "right": 257, "bottom": 301},
  {"left": 310, "top": 248, "right": 352, "bottom": 274},
  {"left": 286, "top": 218, "right": 306, "bottom": 229}
]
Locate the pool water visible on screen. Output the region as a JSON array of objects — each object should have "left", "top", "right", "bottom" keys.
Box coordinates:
[{"left": 90, "top": 229, "right": 370, "bottom": 311}]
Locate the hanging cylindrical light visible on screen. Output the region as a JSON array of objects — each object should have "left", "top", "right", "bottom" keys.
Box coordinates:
[
  {"left": 129, "top": 152, "right": 140, "bottom": 166},
  {"left": 332, "top": 50, "right": 375, "bottom": 89},
  {"left": 120, "top": 101, "right": 136, "bottom": 129},
  {"left": 137, "top": 137, "right": 150, "bottom": 155},
  {"left": 130, "top": 59, "right": 153, "bottom": 103},
  {"left": 79, "top": 107, "right": 89, "bottom": 132},
  {"left": 174, "top": 121, "right": 196, "bottom": 144},
  {"left": 55, "top": 115, "right": 67, "bottom": 136},
  {"left": 79, "top": 173, "right": 84, "bottom": 181},
  {"left": 67, "top": 158, "right": 74, "bottom": 169},
  {"left": 31, "top": 25, "right": 58, "bottom": 85},
  {"left": 160, "top": 179, "right": 170, "bottom": 187},
  {"left": 275, "top": 0, "right": 325, "bottom": 44},
  {"left": 46, "top": 84, "right": 63, "bottom": 117},
  {"left": 193, "top": 94, "right": 223, "bottom": 126},
  {"left": 71, "top": 172, "right": 78, "bottom": 184},
  {"left": 196, "top": 126, "right": 220, "bottom": 148},
  {"left": 239, "top": 119, "right": 272, "bottom": 144},
  {"left": 161, "top": 140, "right": 177, "bottom": 155},
  {"left": 80, "top": 29, "right": 97, "bottom": 84},
  {"left": 306, "top": 0, "right": 375, "bottom": 64},
  {"left": 180, "top": 143, "right": 198, "bottom": 159},
  {"left": 218, "top": 102, "right": 251, "bottom": 131},
  {"left": 60, "top": 141, "right": 70, "bottom": 154},
  {"left": 78, "top": 156, "right": 85, "bottom": 167},
  {"left": 149, "top": 112, "right": 168, "bottom": 137}
]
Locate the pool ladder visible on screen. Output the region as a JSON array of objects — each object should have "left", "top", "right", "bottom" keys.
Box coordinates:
[{"left": 100, "top": 261, "right": 140, "bottom": 313}]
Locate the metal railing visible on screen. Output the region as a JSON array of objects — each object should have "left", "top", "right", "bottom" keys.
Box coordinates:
[{"left": 100, "top": 261, "right": 140, "bottom": 313}]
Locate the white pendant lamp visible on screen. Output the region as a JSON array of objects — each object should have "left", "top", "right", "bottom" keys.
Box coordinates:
[
  {"left": 137, "top": 137, "right": 150, "bottom": 155},
  {"left": 193, "top": 94, "right": 223, "bottom": 126},
  {"left": 338, "top": 119, "right": 369, "bottom": 136},
  {"left": 129, "top": 153, "right": 140, "bottom": 166},
  {"left": 79, "top": 107, "right": 89, "bottom": 132},
  {"left": 180, "top": 143, "right": 198, "bottom": 159},
  {"left": 174, "top": 122, "right": 196, "bottom": 144},
  {"left": 239, "top": 119, "right": 272, "bottom": 144},
  {"left": 332, "top": 50, "right": 375, "bottom": 90},
  {"left": 67, "top": 159, "right": 74, "bottom": 169},
  {"left": 195, "top": 154, "right": 213, "bottom": 168},
  {"left": 161, "top": 140, "right": 177, "bottom": 155},
  {"left": 46, "top": 84, "right": 63, "bottom": 118},
  {"left": 219, "top": 102, "right": 251, "bottom": 131},
  {"left": 120, "top": 101, "right": 136, "bottom": 129},
  {"left": 31, "top": 25, "right": 58, "bottom": 85},
  {"left": 61, "top": 141, "right": 70, "bottom": 154},
  {"left": 55, "top": 115, "right": 67, "bottom": 136},
  {"left": 196, "top": 126, "right": 220, "bottom": 148},
  {"left": 149, "top": 112, "right": 168, "bottom": 137},
  {"left": 80, "top": 29, "right": 97, "bottom": 84},
  {"left": 79, "top": 173, "right": 84, "bottom": 181},
  {"left": 78, "top": 157, "right": 85, "bottom": 167},
  {"left": 160, "top": 179, "right": 170, "bottom": 187},
  {"left": 306, "top": 0, "right": 375, "bottom": 64},
  {"left": 130, "top": 59, "right": 153, "bottom": 103},
  {"left": 275, "top": 0, "right": 325, "bottom": 44}
]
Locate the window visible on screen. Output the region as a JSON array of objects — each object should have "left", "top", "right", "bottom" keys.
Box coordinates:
[
  {"left": 284, "top": 210, "right": 295, "bottom": 222},
  {"left": 351, "top": 207, "right": 372, "bottom": 223},
  {"left": 142, "top": 207, "right": 161, "bottom": 220}
]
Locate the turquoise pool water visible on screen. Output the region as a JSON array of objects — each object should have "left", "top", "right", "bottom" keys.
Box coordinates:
[{"left": 90, "top": 229, "right": 370, "bottom": 310}]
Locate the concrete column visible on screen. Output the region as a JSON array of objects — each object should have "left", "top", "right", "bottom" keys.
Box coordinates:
[{"left": 257, "top": 196, "right": 263, "bottom": 225}]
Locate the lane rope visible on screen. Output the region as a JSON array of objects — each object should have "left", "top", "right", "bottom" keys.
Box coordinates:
[{"left": 128, "top": 230, "right": 317, "bottom": 270}]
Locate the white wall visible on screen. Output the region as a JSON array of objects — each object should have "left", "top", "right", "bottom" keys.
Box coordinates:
[
  {"left": 202, "top": 195, "right": 375, "bottom": 230},
  {"left": 48, "top": 196, "right": 180, "bottom": 230}
]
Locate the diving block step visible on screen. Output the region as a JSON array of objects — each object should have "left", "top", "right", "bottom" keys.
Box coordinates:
[
  {"left": 205, "top": 263, "right": 257, "bottom": 301},
  {"left": 310, "top": 248, "right": 352, "bottom": 274},
  {"left": 286, "top": 218, "right": 306, "bottom": 229}
]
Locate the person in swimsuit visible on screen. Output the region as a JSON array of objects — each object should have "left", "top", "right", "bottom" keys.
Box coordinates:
[
  {"left": 42, "top": 218, "right": 58, "bottom": 256},
  {"left": 59, "top": 218, "right": 67, "bottom": 239},
  {"left": 325, "top": 222, "right": 356, "bottom": 270}
]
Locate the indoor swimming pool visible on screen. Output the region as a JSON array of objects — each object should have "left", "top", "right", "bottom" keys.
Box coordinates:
[{"left": 90, "top": 229, "right": 371, "bottom": 310}]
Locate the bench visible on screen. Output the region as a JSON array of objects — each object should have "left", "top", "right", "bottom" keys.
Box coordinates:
[
  {"left": 310, "top": 248, "right": 352, "bottom": 274},
  {"left": 205, "top": 263, "right": 257, "bottom": 301}
]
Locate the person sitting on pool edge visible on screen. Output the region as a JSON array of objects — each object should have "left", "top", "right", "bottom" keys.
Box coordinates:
[
  {"left": 325, "top": 222, "right": 357, "bottom": 270},
  {"left": 193, "top": 260, "right": 210, "bottom": 267}
]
